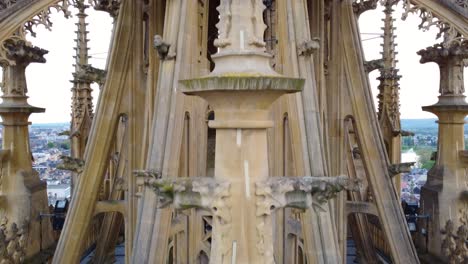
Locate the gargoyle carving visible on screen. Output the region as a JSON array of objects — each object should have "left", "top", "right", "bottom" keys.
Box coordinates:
[
  {"left": 56, "top": 156, "right": 85, "bottom": 174},
  {"left": 255, "top": 175, "right": 361, "bottom": 215},
  {"left": 148, "top": 177, "right": 232, "bottom": 259},
  {"left": 298, "top": 38, "right": 320, "bottom": 56},
  {"left": 74, "top": 64, "right": 107, "bottom": 87},
  {"left": 364, "top": 59, "right": 384, "bottom": 73},
  {"left": 153, "top": 35, "right": 175, "bottom": 61},
  {"left": 255, "top": 176, "right": 360, "bottom": 260},
  {"left": 388, "top": 162, "right": 415, "bottom": 177}
]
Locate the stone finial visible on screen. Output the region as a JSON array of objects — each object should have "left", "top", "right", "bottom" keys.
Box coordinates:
[{"left": 418, "top": 42, "right": 468, "bottom": 96}]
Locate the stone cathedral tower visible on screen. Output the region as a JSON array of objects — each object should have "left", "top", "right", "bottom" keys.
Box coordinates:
[{"left": 0, "top": 0, "right": 466, "bottom": 263}]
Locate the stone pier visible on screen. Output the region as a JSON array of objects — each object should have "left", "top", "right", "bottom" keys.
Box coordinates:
[
  {"left": 418, "top": 41, "right": 468, "bottom": 259},
  {"left": 0, "top": 38, "right": 54, "bottom": 260}
]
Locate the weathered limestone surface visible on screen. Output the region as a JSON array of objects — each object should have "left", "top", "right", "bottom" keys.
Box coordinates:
[
  {"left": 419, "top": 41, "right": 468, "bottom": 259},
  {"left": 0, "top": 38, "right": 53, "bottom": 260}
]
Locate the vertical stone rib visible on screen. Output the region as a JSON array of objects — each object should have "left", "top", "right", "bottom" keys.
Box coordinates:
[
  {"left": 70, "top": 0, "right": 93, "bottom": 193},
  {"left": 377, "top": 0, "right": 400, "bottom": 131}
]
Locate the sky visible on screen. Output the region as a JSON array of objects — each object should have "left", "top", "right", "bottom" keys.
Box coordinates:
[
  {"left": 359, "top": 3, "right": 467, "bottom": 119},
  {"left": 1, "top": 2, "right": 465, "bottom": 123},
  {"left": 23, "top": 7, "right": 113, "bottom": 123}
]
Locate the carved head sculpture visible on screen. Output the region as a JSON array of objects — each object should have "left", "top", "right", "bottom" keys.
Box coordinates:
[{"left": 153, "top": 35, "right": 170, "bottom": 60}]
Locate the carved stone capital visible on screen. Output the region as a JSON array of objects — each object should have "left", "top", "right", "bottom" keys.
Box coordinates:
[
  {"left": 1, "top": 39, "right": 47, "bottom": 67},
  {"left": 418, "top": 42, "right": 468, "bottom": 96},
  {"left": 0, "top": 39, "right": 47, "bottom": 100},
  {"left": 418, "top": 42, "right": 468, "bottom": 64},
  {"left": 256, "top": 176, "right": 361, "bottom": 215}
]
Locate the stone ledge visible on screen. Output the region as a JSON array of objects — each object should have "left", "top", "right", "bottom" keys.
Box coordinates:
[{"left": 180, "top": 75, "right": 304, "bottom": 94}]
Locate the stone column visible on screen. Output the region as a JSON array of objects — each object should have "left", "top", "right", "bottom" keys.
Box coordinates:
[
  {"left": 180, "top": 1, "right": 303, "bottom": 262},
  {"left": 0, "top": 38, "right": 54, "bottom": 259},
  {"left": 418, "top": 42, "right": 468, "bottom": 258}
]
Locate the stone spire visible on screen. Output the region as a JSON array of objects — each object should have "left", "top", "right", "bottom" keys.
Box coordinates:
[
  {"left": 377, "top": 0, "right": 401, "bottom": 133},
  {"left": 69, "top": 0, "right": 93, "bottom": 192}
]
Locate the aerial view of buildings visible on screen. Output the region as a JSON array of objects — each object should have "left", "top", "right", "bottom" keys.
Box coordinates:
[{"left": 29, "top": 123, "right": 71, "bottom": 204}]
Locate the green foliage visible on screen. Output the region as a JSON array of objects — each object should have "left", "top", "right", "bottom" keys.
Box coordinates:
[
  {"left": 413, "top": 147, "right": 436, "bottom": 169},
  {"left": 47, "top": 142, "right": 55, "bottom": 149},
  {"left": 60, "top": 142, "right": 70, "bottom": 150},
  {"left": 421, "top": 160, "right": 435, "bottom": 170}
]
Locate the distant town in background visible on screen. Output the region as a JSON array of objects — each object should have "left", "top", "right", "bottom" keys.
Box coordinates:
[
  {"left": 0, "top": 123, "right": 72, "bottom": 205},
  {"left": 3, "top": 118, "right": 450, "bottom": 206},
  {"left": 399, "top": 118, "right": 467, "bottom": 206}
]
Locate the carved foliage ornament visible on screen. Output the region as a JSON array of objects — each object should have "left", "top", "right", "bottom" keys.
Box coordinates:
[
  {"left": 352, "top": 0, "right": 379, "bottom": 16},
  {"left": 402, "top": 0, "right": 466, "bottom": 48},
  {"left": 0, "top": 218, "right": 28, "bottom": 264},
  {"left": 148, "top": 177, "right": 232, "bottom": 258},
  {"left": 0, "top": 0, "right": 72, "bottom": 65},
  {"left": 441, "top": 220, "right": 468, "bottom": 264},
  {"left": 87, "top": 0, "right": 120, "bottom": 18},
  {"left": 255, "top": 176, "right": 361, "bottom": 261},
  {"left": 255, "top": 176, "right": 361, "bottom": 215},
  {"left": 0, "top": 0, "right": 17, "bottom": 11}
]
